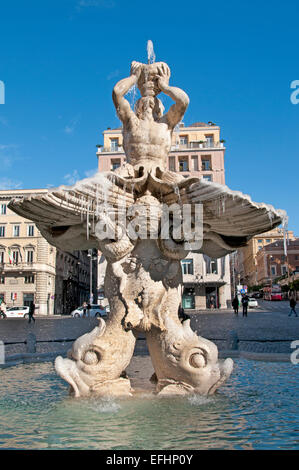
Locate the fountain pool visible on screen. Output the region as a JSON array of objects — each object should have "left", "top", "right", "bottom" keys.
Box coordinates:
[{"left": 0, "top": 357, "right": 298, "bottom": 450}]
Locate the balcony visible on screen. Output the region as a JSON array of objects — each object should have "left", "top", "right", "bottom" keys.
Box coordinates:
[
  {"left": 0, "top": 262, "right": 35, "bottom": 272},
  {"left": 171, "top": 141, "right": 225, "bottom": 151},
  {"left": 97, "top": 146, "right": 124, "bottom": 154}
]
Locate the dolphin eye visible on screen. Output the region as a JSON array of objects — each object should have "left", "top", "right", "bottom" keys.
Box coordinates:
[
  {"left": 83, "top": 350, "right": 101, "bottom": 365},
  {"left": 189, "top": 352, "right": 207, "bottom": 368}
]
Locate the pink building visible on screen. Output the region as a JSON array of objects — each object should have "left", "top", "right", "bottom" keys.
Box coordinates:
[{"left": 97, "top": 122, "right": 225, "bottom": 185}]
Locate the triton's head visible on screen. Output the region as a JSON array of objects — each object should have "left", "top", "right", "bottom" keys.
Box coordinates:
[{"left": 135, "top": 96, "right": 165, "bottom": 120}]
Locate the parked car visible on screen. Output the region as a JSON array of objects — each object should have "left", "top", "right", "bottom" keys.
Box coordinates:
[
  {"left": 248, "top": 298, "right": 258, "bottom": 308},
  {"left": 71, "top": 304, "right": 109, "bottom": 318},
  {"left": 4, "top": 306, "right": 30, "bottom": 318},
  {"left": 251, "top": 292, "right": 263, "bottom": 299}
]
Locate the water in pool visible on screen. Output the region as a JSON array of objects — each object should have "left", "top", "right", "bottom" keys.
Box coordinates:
[{"left": 0, "top": 358, "right": 298, "bottom": 450}]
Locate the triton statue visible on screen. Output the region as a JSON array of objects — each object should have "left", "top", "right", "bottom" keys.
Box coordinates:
[{"left": 9, "top": 56, "right": 285, "bottom": 397}]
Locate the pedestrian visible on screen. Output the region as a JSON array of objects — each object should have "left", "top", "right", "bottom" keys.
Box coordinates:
[
  {"left": 232, "top": 296, "right": 239, "bottom": 315},
  {"left": 288, "top": 297, "right": 298, "bottom": 317},
  {"left": 28, "top": 302, "right": 36, "bottom": 324},
  {"left": 0, "top": 301, "right": 6, "bottom": 319},
  {"left": 210, "top": 296, "right": 215, "bottom": 309},
  {"left": 82, "top": 301, "right": 87, "bottom": 317},
  {"left": 178, "top": 304, "right": 190, "bottom": 323},
  {"left": 87, "top": 303, "right": 91, "bottom": 317},
  {"left": 241, "top": 295, "right": 249, "bottom": 317}
]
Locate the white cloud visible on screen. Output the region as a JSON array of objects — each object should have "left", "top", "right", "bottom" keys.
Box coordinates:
[
  {"left": 0, "top": 178, "right": 22, "bottom": 190},
  {"left": 64, "top": 115, "right": 80, "bottom": 135},
  {"left": 63, "top": 170, "right": 80, "bottom": 185},
  {"left": 107, "top": 69, "right": 120, "bottom": 81}
]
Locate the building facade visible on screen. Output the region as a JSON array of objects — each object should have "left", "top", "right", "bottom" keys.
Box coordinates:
[
  {"left": 0, "top": 189, "right": 97, "bottom": 314},
  {"left": 96, "top": 122, "right": 231, "bottom": 309},
  {"left": 236, "top": 228, "right": 295, "bottom": 287},
  {"left": 97, "top": 122, "right": 225, "bottom": 184},
  {"left": 256, "top": 239, "right": 299, "bottom": 285}
]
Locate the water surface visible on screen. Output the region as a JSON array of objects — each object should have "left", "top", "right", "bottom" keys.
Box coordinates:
[{"left": 0, "top": 358, "right": 298, "bottom": 450}]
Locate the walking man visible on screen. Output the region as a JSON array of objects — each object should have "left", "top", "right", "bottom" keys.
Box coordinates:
[
  {"left": 28, "top": 302, "right": 36, "bottom": 324},
  {"left": 232, "top": 295, "right": 239, "bottom": 315},
  {"left": 241, "top": 295, "right": 249, "bottom": 317},
  {"left": 289, "top": 297, "right": 298, "bottom": 317},
  {"left": 87, "top": 303, "right": 91, "bottom": 317},
  {"left": 82, "top": 301, "right": 87, "bottom": 317}
]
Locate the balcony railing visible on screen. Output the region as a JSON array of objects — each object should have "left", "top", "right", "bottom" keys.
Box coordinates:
[
  {"left": 98, "top": 142, "right": 225, "bottom": 154},
  {"left": 98, "top": 146, "right": 124, "bottom": 153},
  {"left": 0, "top": 262, "right": 35, "bottom": 270},
  {"left": 171, "top": 141, "right": 225, "bottom": 151}
]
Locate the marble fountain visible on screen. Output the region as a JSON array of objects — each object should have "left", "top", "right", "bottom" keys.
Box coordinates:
[{"left": 9, "top": 48, "right": 286, "bottom": 400}]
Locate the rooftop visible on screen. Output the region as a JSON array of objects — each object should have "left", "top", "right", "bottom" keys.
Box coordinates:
[{"left": 262, "top": 239, "right": 299, "bottom": 251}]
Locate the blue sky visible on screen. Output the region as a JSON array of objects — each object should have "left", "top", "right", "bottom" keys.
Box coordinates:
[{"left": 0, "top": 0, "right": 298, "bottom": 234}]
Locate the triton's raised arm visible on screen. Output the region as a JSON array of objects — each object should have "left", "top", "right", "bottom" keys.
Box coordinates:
[
  {"left": 157, "top": 63, "right": 190, "bottom": 129},
  {"left": 112, "top": 61, "right": 142, "bottom": 123}
]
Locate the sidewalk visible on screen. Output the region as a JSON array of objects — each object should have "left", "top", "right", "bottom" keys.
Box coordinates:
[{"left": 1, "top": 309, "right": 298, "bottom": 365}]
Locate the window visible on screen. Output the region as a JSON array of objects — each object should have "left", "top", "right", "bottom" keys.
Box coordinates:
[
  {"left": 0, "top": 226, "right": 5, "bottom": 237},
  {"left": 0, "top": 276, "right": 4, "bottom": 284},
  {"left": 179, "top": 157, "right": 189, "bottom": 172},
  {"left": 0, "top": 294, "right": 4, "bottom": 303},
  {"left": 111, "top": 158, "right": 121, "bottom": 170},
  {"left": 281, "top": 265, "right": 287, "bottom": 275},
  {"left": 295, "top": 255, "right": 298, "bottom": 260},
  {"left": 179, "top": 136, "right": 188, "bottom": 146},
  {"left": 24, "top": 275, "right": 34, "bottom": 284},
  {"left": 26, "top": 250, "right": 34, "bottom": 263},
  {"left": 258, "top": 239, "right": 263, "bottom": 243},
  {"left": 27, "top": 225, "right": 34, "bottom": 237},
  {"left": 205, "top": 257, "right": 218, "bottom": 274},
  {"left": 13, "top": 225, "right": 20, "bottom": 237},
  {"left": 270, "top": 265, "right": 277, "bottom": 276},
  {"left": 202, "top": 175, "right": 212, "bottom": 182},
  {"left": 201, "top": 157, "right": 211, "bottom": 171},
  {"left": 266, "top": 239, "right": 271, "bottom": 243},
  {"left": 0, "top": 252, "right": 4, "bottom": 263},
  {"left": 205, "top": 135, "right": 214, "bottom": 147},
  {"left": 13, "top": 250, "right": 19, "bottom": 264},
  {"left": 191, "top": 156, "right": 198, "bottom": 171},
  {"left": 181, "top": 259, "right": 194, "bottom": 275},
  {"left": 110, "top": 138, "right": 119, "bottom": 151},
  {"left": 210, "top": 258, "right": 218, "bottom": 274},
  {"left": 23, "top": 293, "right": 34, "bottom": 306},
  {"left": 296, "top": 266, "right": 299, "bottom": 272},
  {"left": 169, "top": 156, "right": 176, "bottom": 172},
  {"left": 0, "top": 204, "right": 6, "bottom": 215}
]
